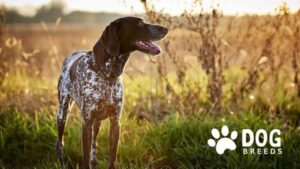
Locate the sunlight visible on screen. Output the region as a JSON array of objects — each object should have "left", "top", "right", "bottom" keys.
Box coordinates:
[
  {"left": 66, "top": 0, "right": 300, "bottom": 15},
  {"left": 1, "top": 0, "right": 300, "bottom": 16}
]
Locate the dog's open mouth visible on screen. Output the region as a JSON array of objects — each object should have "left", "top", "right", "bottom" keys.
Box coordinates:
[{"left": 136, "top": 40, "right": 161, "bottom": 55}]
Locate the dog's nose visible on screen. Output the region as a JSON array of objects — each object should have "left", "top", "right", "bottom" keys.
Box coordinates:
[{"left": 161, "top": 27, "right": 168, "bottom": 34}]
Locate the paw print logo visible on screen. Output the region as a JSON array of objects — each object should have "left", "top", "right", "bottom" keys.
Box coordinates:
[{"left": 207, "top": 125, "right": 238, "bottom": 155}]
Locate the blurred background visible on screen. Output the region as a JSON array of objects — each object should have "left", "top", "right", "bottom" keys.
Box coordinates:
[{"left": 0, "top": 0, "right": 300, "bottom": 168}]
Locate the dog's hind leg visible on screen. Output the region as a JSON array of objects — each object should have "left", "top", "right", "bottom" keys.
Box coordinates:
[
  {"left": 56, "top": 94, "right": 71, "bottom": 169},
  {"left": 91, "top": 119, "right": 102, "bottom": 168}
]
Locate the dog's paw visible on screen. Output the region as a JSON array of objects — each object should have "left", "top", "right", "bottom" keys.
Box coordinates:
[
  {"left": 56, "top": 139, "right": 64, "bottom": 156},
  {"left": 108, "top": 165, "right": 116, "bottom": 169},
  {"left": 56, "top": 138, "right": 65, "bottom": 168},
  {"left": 91, "top": 159, "right": 97, "bottom": 169}
]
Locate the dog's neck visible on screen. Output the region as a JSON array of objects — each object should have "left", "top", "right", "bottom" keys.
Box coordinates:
[{"left": 92, "top": 44, "right": 130, "bottom": 81}]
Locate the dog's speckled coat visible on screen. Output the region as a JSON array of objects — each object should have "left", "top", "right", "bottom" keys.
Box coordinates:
[
  {"left": 57, "top": 51, "right": 124, "bottom": 122},
  {"left": 56, "top": 17, "right": 168, "bottom": 169}
]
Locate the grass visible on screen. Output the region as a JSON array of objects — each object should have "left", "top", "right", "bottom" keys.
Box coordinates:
[
  {"left": 0, "top": 107, "right": 299, "bottom": 169},
  {"left": 1, "top": 3, "right": 300, "bottom": 168},
  {"left": 0, "top": 73, "right": 299, "bottom": 168}
]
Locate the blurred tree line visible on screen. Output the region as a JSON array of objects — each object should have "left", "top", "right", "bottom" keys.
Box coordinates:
[{"left": 4, "top": 0, "right": 123, "bottom": 24}]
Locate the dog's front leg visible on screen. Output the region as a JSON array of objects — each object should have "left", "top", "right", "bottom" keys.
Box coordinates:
[
  {"left": 91, "top": 119, "right": 102, "bottom": 169},
  {"left": 108, "top": 116, "right": 120, "bottom": 169},
  {"left": 82, "top": 120, "right": 93, "bottom": 169}
]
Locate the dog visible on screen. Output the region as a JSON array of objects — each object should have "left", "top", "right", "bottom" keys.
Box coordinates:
[{"left": 56, "top": 17, "right": 168, "bottom": 169}]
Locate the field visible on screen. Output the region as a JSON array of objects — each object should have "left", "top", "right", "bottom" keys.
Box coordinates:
[{"left": 1, "top": 2, "right": 300, "bottom": 169}]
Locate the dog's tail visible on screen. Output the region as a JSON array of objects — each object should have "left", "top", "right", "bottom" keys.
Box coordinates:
[{"left": 57, "top": 75, "right": 62, "bottom": 102}]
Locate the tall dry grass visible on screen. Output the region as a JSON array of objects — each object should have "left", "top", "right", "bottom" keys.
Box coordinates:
[
  {"left": 1, "top": 2, "right": 300, "bottom": 168},
  {"left": 139, "top": 0, "right": 300, "bottom": 121},
  {"left": 0, "top": 2, "right": 300, "bottom": 123}
]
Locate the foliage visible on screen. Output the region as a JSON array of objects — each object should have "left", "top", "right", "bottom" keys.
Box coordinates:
[
  {"left": 0, "top": 108, "right": 299, "bottom": 169},
  {"left": 1, "top": 1, "right": 300, "bottom": 168}
]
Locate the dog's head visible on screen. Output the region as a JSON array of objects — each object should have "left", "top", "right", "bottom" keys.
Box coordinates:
[{"left": 94, "top": 17, "right": 168, "bottom": 56}]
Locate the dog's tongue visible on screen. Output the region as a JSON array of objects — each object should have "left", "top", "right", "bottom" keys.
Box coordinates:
[{"left": 143, "top": 41, "right": 161, "bottom": 53}]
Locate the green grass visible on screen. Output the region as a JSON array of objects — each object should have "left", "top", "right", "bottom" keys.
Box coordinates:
[
  {"left": 0, "top": 74, "right": 300, "bottom": 168},
  {"left": 0, "top": 109, "right": 299, "bottom": 169}
]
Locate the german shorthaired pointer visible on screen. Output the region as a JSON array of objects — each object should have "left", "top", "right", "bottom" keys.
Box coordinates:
[{"left": 56, "top": 17, "right": 168, "bottom": 169}]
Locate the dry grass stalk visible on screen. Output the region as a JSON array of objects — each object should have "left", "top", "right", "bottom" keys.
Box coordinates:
[{"left": 0, "top": 6, "right": 7, "bottom": 83}]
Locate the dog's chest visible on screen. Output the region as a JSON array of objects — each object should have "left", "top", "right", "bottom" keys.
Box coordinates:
[{"left": 69, "top": 54, "right": 123, "bottom": 112}]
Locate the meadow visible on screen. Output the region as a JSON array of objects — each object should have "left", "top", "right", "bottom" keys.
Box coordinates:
[{"left": 1, "top": 2, "right": 300, "bottom": 169}]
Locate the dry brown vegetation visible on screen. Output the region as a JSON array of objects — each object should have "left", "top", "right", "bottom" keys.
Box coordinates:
[
  {"left": 1, "top": 1, "right": 300, "bottom": 168},
  {"left": 1, "top": 2, "right": 300, "bottom": 122},
  {"left": 139, "top": 1, "right": 300, "bottom": 122}
]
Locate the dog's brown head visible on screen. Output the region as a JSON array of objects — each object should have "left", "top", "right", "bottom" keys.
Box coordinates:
[{"left": 94, "top": 17, "right": 168, "bottom": 56}]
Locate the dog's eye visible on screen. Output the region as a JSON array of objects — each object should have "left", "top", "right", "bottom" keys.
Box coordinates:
[{"left": 138, "top": 21, "right": 144, "bottom": 27}]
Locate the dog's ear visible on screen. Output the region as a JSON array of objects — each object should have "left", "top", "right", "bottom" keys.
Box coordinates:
[{"left": 94, "top": 21, "right": 120, "bottom": 56}]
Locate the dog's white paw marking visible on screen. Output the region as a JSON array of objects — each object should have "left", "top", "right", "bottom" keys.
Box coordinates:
[{"left": 207, "top": 125, "right": 238, "bottom": 154}]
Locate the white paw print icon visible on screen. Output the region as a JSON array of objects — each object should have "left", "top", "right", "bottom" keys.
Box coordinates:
[{"left": 207, "top": 125, "right": 238, "bottom": 155}]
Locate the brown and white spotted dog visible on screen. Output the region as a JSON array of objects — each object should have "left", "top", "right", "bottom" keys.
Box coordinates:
[{"left": 56, "top": 17, "right": 168, "bottom": 169}]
